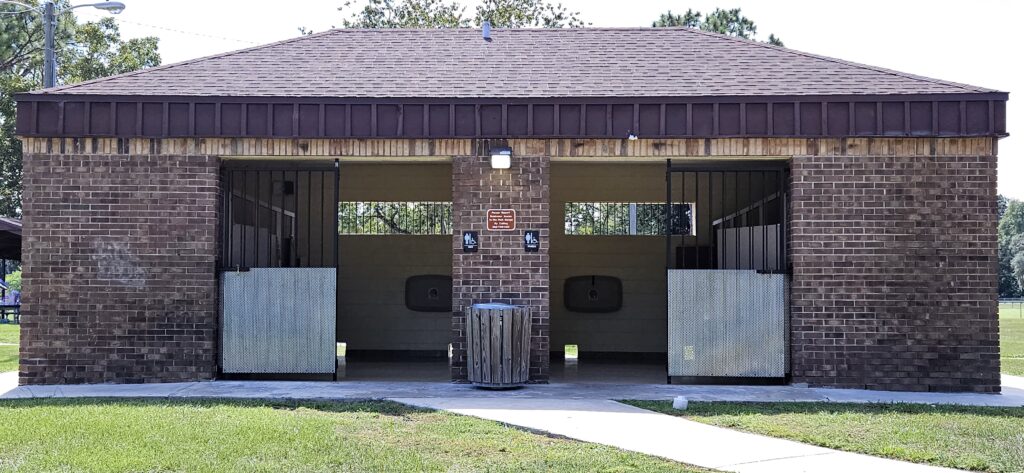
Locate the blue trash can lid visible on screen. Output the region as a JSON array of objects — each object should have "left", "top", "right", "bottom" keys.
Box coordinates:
[{"left": 472, "top": 303, "right": 518, "bottom": 310}]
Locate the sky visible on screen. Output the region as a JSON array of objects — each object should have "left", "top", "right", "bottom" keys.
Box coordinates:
[{"left": 73, "top": 0, "right": 1022, "bottom": 198}]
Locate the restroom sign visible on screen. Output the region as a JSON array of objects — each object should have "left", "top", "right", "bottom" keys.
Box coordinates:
[
  {"left": 486, "top": 209, "right": 516, "bottom": 231},
  {"left": 462, "top": 231, "right": 479, "bottom": 252},
  {"left": 524, "top": 230, "right": 540, "bottom": 252}
]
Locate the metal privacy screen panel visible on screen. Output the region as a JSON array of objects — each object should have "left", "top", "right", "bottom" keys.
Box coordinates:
[
  {"left": 221, "top": 268, "right": 337, "bottom": 374},
  {"left": 668, "top": 269, "right": 786, "bottom": 377}
]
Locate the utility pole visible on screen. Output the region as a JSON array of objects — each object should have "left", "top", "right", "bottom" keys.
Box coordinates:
[
  {"left": 0, "top": 0, "right": 126, "bottom": 88},
  {"left": 43, "top": 1, "right": 56, "bottom": 88}
]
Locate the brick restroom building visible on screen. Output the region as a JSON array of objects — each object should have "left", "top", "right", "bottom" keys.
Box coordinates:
[{"left": 14, "top": 27, "right": 1008, "bottom": 392}]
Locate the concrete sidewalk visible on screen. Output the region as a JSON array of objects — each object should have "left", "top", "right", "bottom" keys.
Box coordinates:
[
  {"left": 395, "top": 397, "right": 960, "bottom": 473},
  {"left": 3, "top": 373, "right": 1024, "bottom": 406}
]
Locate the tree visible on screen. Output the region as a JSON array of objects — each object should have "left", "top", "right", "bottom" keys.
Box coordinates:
[
  {"left": 0, "top": 1, "right": 161, "bottom": 217},
  {"left": 334, "top": 0, "right": 585, "bottom": 29},
  {"left": 475, "top": 0, "right": 584, "bottom": 28},
  {"left": 999, "top": 197, "right": 1024, "bottom": 297},
  {"left": 652, "top": 8, "right": 784, "bottom": 46}
]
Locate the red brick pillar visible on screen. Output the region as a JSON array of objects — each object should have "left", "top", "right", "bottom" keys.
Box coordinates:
[{"left": 451, "top": 152, "right": 550, "bottom": 382}]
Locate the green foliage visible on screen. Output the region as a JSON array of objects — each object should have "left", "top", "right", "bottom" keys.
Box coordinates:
[
  {"left": 335, "top": 0, "right": 585, "bottom": 29},
  {"left": 338, "top": 202, "right": 451, "bottom": 235},
  {"left": 4, "top": 269, "right": 19, "bottom": 292},
  {"left": 338, "top": 0, "right": 469, "bottom": 28},
  {"left": 652, "top": 7, "right": 783, "bottom": 47},
  {"left": 999, "top": 197, "right": 1024, "bottom": 297},
  {"left": 0, "top": 1, "right": 160, "bottom": 217},
  {"left": 475, "top": 0, "right": 585, "bottom": 28}
]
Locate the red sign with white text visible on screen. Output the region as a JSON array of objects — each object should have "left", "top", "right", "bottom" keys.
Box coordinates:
[{"left": 486, "top": 209, "right": 516, "bottom": 231}]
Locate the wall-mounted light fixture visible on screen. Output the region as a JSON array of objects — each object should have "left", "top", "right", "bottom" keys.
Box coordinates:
[
  {"left": 490, "top": 146, "right": 512, "bottom": 169},
  {"left": 627, "top": 133, "right": 638, "bottom": 141}
]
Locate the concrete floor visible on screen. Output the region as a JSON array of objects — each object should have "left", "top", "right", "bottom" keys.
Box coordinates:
[
  {"left": 5, "top": 371, "right": 1022, "bottom": 407},
  {"left": 338, "top": 358, "right": 667, "bottom": 384}
]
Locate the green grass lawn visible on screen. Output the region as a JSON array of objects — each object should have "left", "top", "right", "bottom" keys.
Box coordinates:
[
  {"left": 626, "top": 401, "right": 1024, "bottom": 473},
  {"left": 1001, "top": 303, "right": 1024, "bottom": 376},
  {"left": 0, "top": 344, "right": 15, "bottom": 373},
  {"left": 0, "top": 399, "right": 710, "bottom": 473},
  {"left": 0, "top": 323, "right": 17, "bottom": 373},
  {"left": 0, "top": 323, "right": 17, "bottom": 344}
]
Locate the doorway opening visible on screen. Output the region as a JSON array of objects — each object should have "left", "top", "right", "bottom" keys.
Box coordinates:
[{"left": 334, "top": 162, "right": 453, "bottom": 381}]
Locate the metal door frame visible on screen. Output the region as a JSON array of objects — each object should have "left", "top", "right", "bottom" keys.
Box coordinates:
[
  {"left": 217, "top": 159, "right": 340, "bottom": 380},
  {"left": 664, "top": 159, "right": 790, "bottom": 384}
]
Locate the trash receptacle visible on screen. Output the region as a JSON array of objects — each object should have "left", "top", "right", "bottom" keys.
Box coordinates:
[{"left": 466, "top": 303, "right": 531, "bottom": 388}]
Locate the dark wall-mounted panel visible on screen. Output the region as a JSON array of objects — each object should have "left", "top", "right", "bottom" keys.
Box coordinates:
[
  {"left": 15, "top": 93, "right": 1007, "bottom": 140},
  {"left": 564, "top": 275, "right": 623, "bottom": 313},
  {"left": 405, "top": 275, "right": 453, "bottom": 312}
]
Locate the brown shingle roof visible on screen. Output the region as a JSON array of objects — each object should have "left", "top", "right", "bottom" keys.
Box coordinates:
[{"left": 32, "top": 27, "right": 997, "bottom": 98}]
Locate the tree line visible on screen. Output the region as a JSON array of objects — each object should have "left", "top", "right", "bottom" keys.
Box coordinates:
[{"left": 1000, "top": 195, "right": 1024, "bottom": 298}]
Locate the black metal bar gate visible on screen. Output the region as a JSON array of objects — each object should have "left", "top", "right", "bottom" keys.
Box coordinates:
[
  {"left": 218, "top": 160, "right": 340, "bottom": 380},
  {"left": 664, "top": 160, "right": 790, "bottom": 384}
]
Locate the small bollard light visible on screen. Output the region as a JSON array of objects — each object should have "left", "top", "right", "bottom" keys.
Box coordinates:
[{"left": 672, "top": 395, "right": 688, "bottom": 410}]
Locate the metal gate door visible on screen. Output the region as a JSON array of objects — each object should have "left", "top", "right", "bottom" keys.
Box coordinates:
[
  {"left": 219, "top": 161, "right": 339, "bottom": 377},
  {"left": 665, "top": 162, "right": 788, "bottom": 382}
]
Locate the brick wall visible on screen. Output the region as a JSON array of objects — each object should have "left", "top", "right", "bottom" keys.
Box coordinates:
[
  {"left": 789, "top": 153, "right": 1000, "bottom": 393},
  {"left": 20, "top": 152, "right": 220, "bottom": 385},
  {"left": 451, "top": 154, "right": 550, "bottom": 382}
]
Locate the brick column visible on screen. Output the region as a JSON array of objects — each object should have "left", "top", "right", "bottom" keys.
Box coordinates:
[
  {"left": 451, "top": 153, "right": 550, "bottom": 382},
  {"left": 20, "top": 153, "right": 220, "bottom": 385},
  {"left": 789, "top": 153, "right": 1000, "bottom": 393}
]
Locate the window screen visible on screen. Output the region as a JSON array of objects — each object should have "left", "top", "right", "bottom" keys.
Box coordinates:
[{"left": 564, "top": 202, "right": 694, "bottom": 236}]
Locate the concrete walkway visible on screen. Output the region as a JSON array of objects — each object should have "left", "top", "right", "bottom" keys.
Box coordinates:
[
  {"left": 3, "top": 374, "right": 1023, "bottom": 406},
  {"left": 395, "top": 397, "right": 960, "bottom": 472}
]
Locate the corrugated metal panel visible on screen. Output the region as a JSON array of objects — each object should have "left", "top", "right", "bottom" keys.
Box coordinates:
[
  {"left": 668, "top": 269, "right": 786, "bottom": 377},
  {"left": 221, "top": 268, "right": 336, "bottom": 374}
]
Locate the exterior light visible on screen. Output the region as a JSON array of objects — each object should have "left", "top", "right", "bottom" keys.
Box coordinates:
[
  {"left": 88, "top": 1, "right": 125, "bottom": 13},
  {"left": 490, "top": 146, "right": 512, "bottom": 169},
  {"left": 628, "top": 133, "right": 638, "bottom": 140}
]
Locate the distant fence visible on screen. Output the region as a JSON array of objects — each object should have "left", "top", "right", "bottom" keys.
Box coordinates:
[{"left": 1001, "top": 298, "right": 1024, "bottom": 318}]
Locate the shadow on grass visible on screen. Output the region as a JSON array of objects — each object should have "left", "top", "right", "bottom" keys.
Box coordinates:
[
  {"left": 623, "top": 400, "right": 1024, "bottom": 418},
  {"left": 0, "top": 397, "right": 433, "bottom": 417}
]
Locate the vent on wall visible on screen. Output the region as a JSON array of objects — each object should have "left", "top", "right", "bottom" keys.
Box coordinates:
[{"left": 564, "top": 276, "right": 623, "bottom": 313}]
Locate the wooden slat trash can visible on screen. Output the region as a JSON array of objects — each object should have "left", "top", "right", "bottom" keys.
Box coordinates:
[{"left": 466, "top": 303, "right": 531, "bottom": 388}]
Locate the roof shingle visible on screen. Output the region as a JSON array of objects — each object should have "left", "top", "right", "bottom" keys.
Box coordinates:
[{"left": 33, "top": 27, "right": 998, "bottom": 98}]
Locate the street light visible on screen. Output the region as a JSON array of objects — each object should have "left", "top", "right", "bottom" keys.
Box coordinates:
[{"left": 0, "top": 1, "right": 127, "bottom": 88}]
